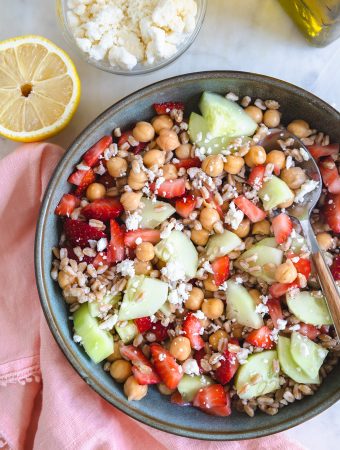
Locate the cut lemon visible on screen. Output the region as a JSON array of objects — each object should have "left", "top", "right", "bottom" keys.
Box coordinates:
[{"left": 0, "top": 35, "right": 81, "bottom": 142}]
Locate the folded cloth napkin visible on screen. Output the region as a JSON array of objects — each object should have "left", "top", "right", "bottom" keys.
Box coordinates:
[{"left": 0, "top": 144, "right": 306, "bottom": 450}]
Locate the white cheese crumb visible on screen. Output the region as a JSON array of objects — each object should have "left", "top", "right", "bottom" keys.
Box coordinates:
[
  {"left": 255, "top": 303, "right": 269, "bottom": 316},
  {"left": 97, "top": 237, "right": 108, "bottom": 252},
  {"left": 294, "top": 180, "right": 319, "bottom": 204},
  {"left": 182, "top": 358, "right": 200, "bottom": 376},
  {"left": 73, "top": 334, "right": 82, "bottom": 343},
  {"left": 116, "top": 259, "right": 135, "bottom": 278},
  {"left": 225, "top": 201, "right": 244, "bottom": 230},
  {"left": 161, "top": 261, "right": 186, "bottom": 282},
  {"left": 237, "top": 348, "right": 251, "bottom": 365},
  {"left": 125, "top": 211, "right": 142, "bottom": 230}
]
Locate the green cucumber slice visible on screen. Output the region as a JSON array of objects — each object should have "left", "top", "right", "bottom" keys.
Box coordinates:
[
  {"left": 115, "top": 320, "right": 138, "bottom": 344},
  {"left": 259, "top": 176, "right": 294, "bottom": 211},
  {"left": 226, "top": 280, "right": 263, "bottom": 329},
  {"left": 235, "top": 245, "right": 283, "bottom": 283},
  {"left": 286, "top": 291, "right": 333, "bottom": 326},
  {"left": 235, "top": 350, "right": 280, "bottom": 400},
  {"left": 178, "top": 374, "right": 213, "bottom": 402},
  {"left": 254, "top": 237, "right": 278, "bottom": 248},
  {"left": 140, "top": 197, "right": 175, "bottom": 229},
  {"left": 205, "top": 230, "right": 242, "bottom": 261},
  {"left": 88, "top": 293, "right": 122, "bottom": 318},
  {"left": 291, "top": 332, "right": 328, "bottom": 379}
]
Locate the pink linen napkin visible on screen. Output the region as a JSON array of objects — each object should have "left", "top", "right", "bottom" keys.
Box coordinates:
[{"left": 0, "top": 143, "right": 306, "bottom": 450}]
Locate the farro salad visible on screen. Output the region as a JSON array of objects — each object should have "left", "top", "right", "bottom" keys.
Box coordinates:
[{"left": 51, "top": 92, "right": 340, "bottom": 417}]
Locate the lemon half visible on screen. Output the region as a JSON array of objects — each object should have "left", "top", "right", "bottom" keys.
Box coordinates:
[{"left": 0, "top": 35, "right": 81, "bottom": 142}]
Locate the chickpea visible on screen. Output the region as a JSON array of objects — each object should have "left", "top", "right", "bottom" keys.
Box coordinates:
[
  {"left": 58, "top": 271, "right": 75, "bottom": 289},
  {"left": 209, "top": 329, "right": 228, "bottom": 351},
  {"left": 287, "top": 119, "right": 311, "bottom": 138},
  {"left": 202, "top": 298, "right": 224, "bottom": 320},
  {"left": 107, "top": 341, "right": 122, "bottom": 362},
  {"left": 201, "top": 155, "right": 224, "bottom": 177},
  {"left": 203, "top": 275, "right": 219, "bottom": 292},
  {"left": 191, "top": 228, "right": 210, "bottom": 246},
  {"left": 136, "top": 242, "right": 155, "bottom": 262},
  {"left": 124, "top": 376, "right": 148, "bottom": 401},
  {"left": 231, "top": 323, "right": 244, "bottom": 339},
  {"left": 316, "top": 232, "right": 333, "bottom": 251},
  {"left": 266, "top": 150, "right": 286, "bottom": 170},
  {"left": 152, "top": 115, "right": 173, "bottom": 134},
  {"left": 128, "top": 170, "right": 147, "bottom": 190},
  {"left": 245, "top": 105, "right": 263, "bottom": 124},
  {"left": 107, "top": 157, "right": 128, "bottom": 178},
  {"left": 132, "top": 121, "right": 155, "bottom": 142},
  {"left": 143, "top": 149, "right": 166, "bottom": 168},
  {"left": 134, "top": 259, "right": 152, "bottom": 275},
  {"left": 234, "top": 218, "right": 250, "bottom": 238},
  {"left": 158, "top": 383, "right": 175, "bottom": 395},
  {"left": 224, "top": 155, "right": 245, "bottom": 175},
  {"left": 280, "top": 167, "right": 306, "bottom": 189},
  {"left": 185, "top": 287, "right": 204, "bottom": 311},
  {"left": 86, "top": 182, "right": 106, "bottom": 201},
  {"left": 252, "top": 219, "right": 270, "bottom": 235},
  {"left": 263, "top": 110, "right": 281, "bottom": 128},
  {"left": 249, "top": 289, "right": 261, "bottom": 305},
  {"left": 162, "top": 163, "right": 178, "bottom": 180},
  {"left": 275, "top": 260, "right": 298, "bottom": 284},
  {"left": 278, "top": 195, "right": 294, "bottom": 208},
  {"left": 199, "top": 207, "right": 220, "bottom": 231},
  {"left": 244, "top": 145, "right": 267, "bottom": 168},
  {"left": 175, "top": 144, "right": 192, "bottom": 159},
  {"left": 120, "top": 191, "right": 142, "bottom": 212},
  {"left": 156, "top": 129, "right": 180, "bottom": 152},
  {"left": 110, "top": 360, "right": 132, "bottom": 383},
  {"left": 169, "top": 336, "right": 191, "bottom": 361}
]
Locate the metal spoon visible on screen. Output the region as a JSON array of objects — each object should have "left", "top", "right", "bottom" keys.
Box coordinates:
[{"left": 263, "top": 129, "right": 340, "bottom": 339}]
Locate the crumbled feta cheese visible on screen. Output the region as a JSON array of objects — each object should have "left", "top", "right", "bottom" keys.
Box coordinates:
[
  {"left": 294, "top": 180, "right": 319, "bottom": 204},
  {"left": 125, "top": 211, "right": 142, "bottom": 230},
  {"left": 193, "top": 310, "right": 205, "bottom": 320},
  {"left": 116, "top": 259, "right": 135, "bottom": 278},
  {"left": 225, "top": 201, "right": 244, "bottom": 230},
  {"left": 73, "top": 334, "right": 82, "bottom": 343},
  {"left": 135, "top": 237, "right": 143, "bottom": 245},
  {"left": 161, "top": 261, "right": 186, "bottom": 282},
  {"left": 160, "top": 222, "right": 175, "bottom": 239},
  {"left": 237, "top": 348, "right": 251, "bottom": 365},
  {"left": 255, "top": 303, "right": 269, "bottom": 316},
  {"left": 97, "top": 237, "right": 108, "bottom": 252},
  {"left": 182, "top": 358, "right": 200, "bottom": 376}
]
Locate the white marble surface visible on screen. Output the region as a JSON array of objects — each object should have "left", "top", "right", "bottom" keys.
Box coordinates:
[{"left": 0, "top": 0, "right": 339, "bottom": 447}]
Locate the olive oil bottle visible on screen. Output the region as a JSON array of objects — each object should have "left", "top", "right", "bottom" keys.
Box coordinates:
[{"left": 279, "top": 0, "right": 340, "bottom": 46}]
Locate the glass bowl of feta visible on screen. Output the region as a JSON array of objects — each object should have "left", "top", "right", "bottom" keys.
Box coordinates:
[{"left": 56, "top": 0, "right": 207, "bottom": 75}]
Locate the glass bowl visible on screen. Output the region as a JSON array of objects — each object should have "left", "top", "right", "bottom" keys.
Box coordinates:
[{"left": 56, "top": 0, "right": 207, "bottom": 75}]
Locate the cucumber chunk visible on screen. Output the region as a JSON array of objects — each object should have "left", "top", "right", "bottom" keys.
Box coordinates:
[
  {"left": 118, "top": 275, "right": 168, "bottom": 321},
  {"left": 140, "top": 197, "right": 175, "bottom": 229},
  {"left": 115, "top": 320, "right": 138, "bottom": 344},
  {"left": 254, "top": 237, "right": 278, "bottom": 248},
  {"left": 235, "top": 350, "right": 280, "bottom": 400},
  {"left": 259, "top": 176, "right": 294, "bottom": 211},
  {"left": 277, "top": 336, "right": 320, "bottom": 384},
  {"left": 159, "top": 301, "right": 172, "bottom": 317},
  {"left": 291, "top": 332, "right": 328, "bottom": 379},
  {"left": 88, "top": 293, "right": 122, "bottom": 318},
  {"left": 286, "top": 291, "right": 333, "bottom": 326},
  {"left": 226, "top": 280, "right": 263, "bottom": 329},
  {"left": 205, "top": 230, "right": 242, "bottom": 261},
  {"left": 178, "top": 374, "right": 213, "bottom": 402},
  {"left": 73, "top": 303, "right": 113, "bottom": 364},
  {"left": 235, "top": 245, "right": 283, "bottom": 283},
  {"left": 155, "top": 230, "right": 198, "bottom": 279},
  {"left": 199, "top": 92, "right": 257, "bottom": 138}
]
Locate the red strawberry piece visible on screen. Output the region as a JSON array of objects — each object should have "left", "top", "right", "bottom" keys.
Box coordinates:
[
  {"left": 193, "top": 384, "right": 231, "bottom": 417},
  {"left": 269, "top": 281, "right": 299, "bottom": 298},
  {"left": 134, "top": 317, "right": 152, "bottom": 334},
  {"left": 118, "top": 130, "right": 148, "bottom": 154},
  {"left": 120, "top": 345, "right": 160, "bottom": 385},
  {"left": 330, "top": 255, "right": 340, "bottom": 281},
  {"left": 64, "top": 244, "right": 95, "bottom": 265},
  {"left": 298, "top": 323, "right": 321, "bottom": 340},
  {"left": 211, "top": 256, "right": 230, "bottom": 286},
  {"left": 287, "top": 253, "right": 311, "bottom": 279},
  {"left": 174, "top": 157, "right": 201, "bottom": 170},
  {"left": 170, "top": 391, "right": 190, "bottom": 406},
  {"left": 83, "top": 136, "right": 112, "bottom": 167},
  {"left": 149, "top": 321, "right": 170, "bottom": 342},
  {"left": 82, "top": 197, "right": 123, "bottom": 221},
  {"left": 124, "top": 229, "right": 161, "bottom": 249},
  {"left": 214, "top": 339, "right": 240, "bottom": 385},
  {"left": 266, "top": 298, "right": 283, "bottom": 328},
  {"left": 107, "top": 219, "right": 125, "bottom": 263},
  {"left": 73, "top": 169, "right": 96, "bottom": 196},
  {"left": 234, "top": 195, "right": 267, "bottom": 223},
  {"left": 193, "top": 348, "right": 206, "bottom": 373},
  {"left": 182, "top": 313, "right": 205, "bottom": 351},
  {"left": 308, "top": 143, "right": 339, "bottom": 160},
  {"left": 175, "top": 195, "right": 197, "bottom": 218},
  {"left": 324, "top": 193, "right": 340, "bottom": 233},
  {"left": 55, "top": 194, "right": 80, "bottom": 217},
  {"left": 150, "top": 178, "right": 186, "bottom": 199},
  {"left": 153, "top": 102, "right": 184, "bottom": 115},
  {"left": 92, "top": 251, "right": 108, "bottom": 269},
  {"left": 150, "top": 343, "right": 183, "bottom": 389},
  {"left": 246, "top": 326, "right": 274, "bottom": 349},
  {"left": 64, "top": 219, "right": 106, "bottom": 247},
  {"left": 272, "top": 213, "right": 293, "bottom": 244},
  {"left": 320, "top": 325, "right": 331, "bottom": 334},
  {"left": 248, "top": 165, "right": 266, "bottom": 189},
  {"left": 319, "top": 157, "right": 340, "bottom": 194},
  {"left": 68, "top": 167, "right": 95, "bottom": 186}
]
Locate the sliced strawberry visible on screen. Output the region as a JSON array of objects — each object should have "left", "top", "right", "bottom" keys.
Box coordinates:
[
  {"left": 182, "top": 313, "right": 204, "bottom": 351},
  {"left": 64, "top": 219, "right": 106, "bottom": 247},
  {"left": 214, "top": 338, "right": 239, "bottom": 385},
  {"left": 193, "top": 385, "right": 231, "bottom": 417},
  {"left": 82, "top": 198, "right": 123, "bottom": 221},
  {"left": 150, "top": 178, "right": 186, "bottom": 199},
  {"left": 83, "top": 136, "right": 112, "bottom": 167},
  {"left": 308, "top": 143, "right": 339, "bottom": 160},
  {"left": 107, "top": 219, "right": 125, "bottom": 263},
  {"left": 118, "top": 130, "right": 148, "bottom": 154},
  {"left": 92, "top": 251, "right": 108, "bottom": 269},
  {"left": 324, "top": 193, "right": 340, "bottom": 233},
  {"left": 150, "top": 343, "right": 183, "bottom": 389},
  {"left": 266, "top": 298, "right": 283, "bottom": 328},
  {"left": 246, "top": 326, "right": 274, "bottom": 349},
  {"left": 134, "top": 317, "right": 152, "bottom": 334},
  {"left": 175, "top": 195, "right": 197, "bottom": 218},
  {"left": 55, "top": 194, "right": 80, "bottom": 217},
  {"left": 193, "top": 348, "right": 206, "bottom": 373},
  {"left": 68, "top": 167, "right": 95, "bottom": 186},
  {"left": 287, "top": 254, "right": 312, "bottom": 279},
  {"left": 120, "top": 345, "right": 160, "bottom": 385},
  {"left": 330, "top": 255, "right": 340, "bottom": 281},
  {"left": 170, "top": 391, "right": 190, "bottom": 406},
  {"left": 124, "top": 229, "right": 161, "bottom": 249},
  {"left": 72, "top": 169, "right": 96, "bottom": 196},
  {"left": 319, "top": 157, "right": 340, "bottom": 194},
  {"left": 272, "top": 213, "right": 293, "bottom": 244},
  {"left": 234, "top": 195, "right": 267, "bottom": 223},
  {"left": 298, "top": 323, "right": 321, "bottom": 340},
  {"left": 269, "top": 281, "right": 299, "bottom": 298},
  {"left": 174, "top": 158, "right": 201, "bottom": 170},
  {"left": 149, "top": 321, "right": 171, "bottom": 342},
  {"left": 153, "top": 102, "right": 184, "bottom": 115},
  {"left": 211, "top": 256, "right": 230, "bottom": 286},
  {"left": 248, "top": 165, "right": 266, "bottom": 189}
]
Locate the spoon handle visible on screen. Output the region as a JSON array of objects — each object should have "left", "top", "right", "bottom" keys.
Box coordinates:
[{"left": 300, "top": 220, "right": 340, "bottom": 339}]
